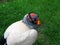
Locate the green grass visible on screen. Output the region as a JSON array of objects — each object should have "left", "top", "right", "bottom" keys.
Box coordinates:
[{"left": 0, "top": 0, "right": 60, "bottom": 45}]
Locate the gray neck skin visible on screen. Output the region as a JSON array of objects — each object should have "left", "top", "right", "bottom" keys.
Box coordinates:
[{"left": 22, "top": 14, "right": 37, "bottom": 29}]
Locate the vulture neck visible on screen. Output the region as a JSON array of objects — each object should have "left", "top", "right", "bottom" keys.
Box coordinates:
[{"left": 23, "top": 14, "right": 34, "bottom": 29}]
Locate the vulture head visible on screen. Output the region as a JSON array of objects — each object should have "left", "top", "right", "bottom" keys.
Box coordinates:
[{"left": 23, "top": 12, "right": 41, "bottom": 29}]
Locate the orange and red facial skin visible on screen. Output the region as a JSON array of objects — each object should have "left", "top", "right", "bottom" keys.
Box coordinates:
[{"left": 27, "top": 13, "right": 41, "bottom": 25}]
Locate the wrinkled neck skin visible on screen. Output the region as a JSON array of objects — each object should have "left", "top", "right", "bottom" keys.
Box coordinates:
[{"left": 23, "top": 14, "right": 38, "bottom": 29}]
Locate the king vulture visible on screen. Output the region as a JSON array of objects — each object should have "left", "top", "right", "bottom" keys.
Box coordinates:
[{"left": 0, "top": 12, "right": 41, "bottom": 45}]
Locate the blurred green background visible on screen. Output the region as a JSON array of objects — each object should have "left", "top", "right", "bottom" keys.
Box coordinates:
[{"left": 0, "top": 0, "right": 60, "bottom": 45}]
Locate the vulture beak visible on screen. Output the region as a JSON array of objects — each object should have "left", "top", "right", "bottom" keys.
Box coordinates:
[{"left": 36, "top": 19, "right": 41, "bottom": 26}]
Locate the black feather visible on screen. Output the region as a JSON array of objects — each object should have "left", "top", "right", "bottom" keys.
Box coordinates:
[{"left": 0, "top": 35, "right": 7, "bottom": 45}]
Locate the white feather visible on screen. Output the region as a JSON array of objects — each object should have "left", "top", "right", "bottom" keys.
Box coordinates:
[{"left": 4, "top": 20, "right": 38, "bottom": 45}]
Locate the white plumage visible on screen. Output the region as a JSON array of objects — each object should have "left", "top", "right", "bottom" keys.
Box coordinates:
[{"left": 4, "top": 13, "right": 39, "bottom": 45}]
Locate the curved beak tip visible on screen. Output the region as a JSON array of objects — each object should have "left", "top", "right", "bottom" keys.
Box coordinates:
[{"left": 36, "top": 20, "right": 41, "bottom": 26}]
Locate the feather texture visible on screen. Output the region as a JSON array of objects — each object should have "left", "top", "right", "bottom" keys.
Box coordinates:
[{"left": 4, "top": 20, "right": 38, "bottom": 45}]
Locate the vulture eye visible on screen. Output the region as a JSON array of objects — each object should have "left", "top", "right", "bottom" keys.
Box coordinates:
[
  {"left": 30, "top": 18, "right": 37, "bottom": 24},
  {"left": 32, "top": 18, "right": 36, "bottom": 22}
]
